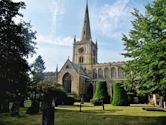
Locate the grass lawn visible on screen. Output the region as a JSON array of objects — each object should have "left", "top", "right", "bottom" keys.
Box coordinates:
[{"left": 0, "top": 101, "right": 166, "bottom": 125}]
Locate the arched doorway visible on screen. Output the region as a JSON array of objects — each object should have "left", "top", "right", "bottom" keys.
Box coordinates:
[
  {"left": 86, "top": 84, "right": 93, "bottom": 101},
  {"left": 63, "top": 73, "right": 71, "bottom": 93}
]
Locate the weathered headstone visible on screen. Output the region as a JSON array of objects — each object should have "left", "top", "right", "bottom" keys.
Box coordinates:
[
  {"left": 42, "top": 93, "right": 55, "bottom": 125},
  {"left": 159, "top": 96, "right": 164, "bottom": 108},
  {"left": 164, "top": 102, "right": 166, "bottom": 109}
]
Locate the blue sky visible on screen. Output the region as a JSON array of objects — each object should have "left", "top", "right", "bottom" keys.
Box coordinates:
[{"left": 13, "top": 0, "right": 153, "bottom": 71}]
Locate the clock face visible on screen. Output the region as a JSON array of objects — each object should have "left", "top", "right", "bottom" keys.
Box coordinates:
[{"left": 78, "top": 47, "right": 84, "bottom": 54}]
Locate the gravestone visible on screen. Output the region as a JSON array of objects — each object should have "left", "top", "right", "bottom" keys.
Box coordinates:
[
  {"left": 11, "top": 101, "right": 20, "bottom": 116},
  {"left": 42, "top": 107, "right": 54, "bottom": 125},
  {"left": 42, "top": 94, "right": 55, "bottom": 125}
]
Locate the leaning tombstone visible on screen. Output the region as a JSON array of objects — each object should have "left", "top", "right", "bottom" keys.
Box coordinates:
[
  {"left": 159, "top": 96, "right": 164, "bottom": 108},
  {"left": 164, "top": 102, "right": 166, "bottom": 109}
]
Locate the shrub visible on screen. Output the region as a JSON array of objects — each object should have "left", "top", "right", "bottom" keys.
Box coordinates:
[
  {"left": 93, "top": 81, "right": 110, "bottom": 104},
  {"left": 37, "top": 81, "right": 67, "bottom": 106},
  {"left": 138, "top": 95, "right": 148, "bottom": 104},
  {"left": 127, "top": 92, "right": 135, "bottom": 104},
  {"left": 62, "top": 97, "right": 75, "bottom": 105},
  {"left": 26, "top": 100, "right": 40, "bottom": 114},
  {"left": 112, "top": 82, "right": 129, "bottom": 106}
]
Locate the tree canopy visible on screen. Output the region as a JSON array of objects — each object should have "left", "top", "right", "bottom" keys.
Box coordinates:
[
  {"left": 0, "top": 0, "right": 36, "bottom": 96},
  {"left": 122, "top": 0, "right": 166, "bottom": 96}
]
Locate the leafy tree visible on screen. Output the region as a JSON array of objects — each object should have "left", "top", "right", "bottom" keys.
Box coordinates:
[
  {"left": 112, "top": 82, "right": 129, "bottom": 106},
  {"left": 0, "top": 0, "right": 36, "bottom": 113},
  {"left": 28, "top": 55, "right": 45, "bottom": 99},
  {"left": 122, "top": 0, "right": 166, "bottom": 106},
  {"left": 31, "top": 55, "right": 45, "bottom": 84},
  {"left": 27, "top": 55, "right": 45, "bottom": 113}
]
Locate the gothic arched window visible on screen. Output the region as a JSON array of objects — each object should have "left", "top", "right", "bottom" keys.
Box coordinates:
[
  {"left": 98, "top": 68, "right": 103, "bottom": 79},
  {"left": 93, "top": 69, "right": 97, "bottom": 79},
  {"left": 118, "top": 67, "right": 124, "bottom": 79},
  {"left": 104, "top": 67, "right": 110, "bottom": 79},
  {"left": 111, "top": 67, "right": 116, "bottom": 79},
  {"left": 63, "top": 73, "right": 71, "bottom": 93},
  {"left": 79, "top": 56, "right": 84, "bottom": 64}
]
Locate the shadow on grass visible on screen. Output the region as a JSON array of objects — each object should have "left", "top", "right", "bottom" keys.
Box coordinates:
[
  {"left": 57, "top": 104, "right": 94, "bottom": 108},
  {"left": 142, "top": 107, "right": 166, "bottom": 112},
  {"left": 56, "top": 108, "right": 123, "bottom": 114},
  {"left": 97, "top": 115, "right": 166, "bottom": 125},
  {"left": 130, "top": 104, "right": 153, "bottom": 107},
  {"left": 55, "top": 109, "right": 166, "bottom": 125}
]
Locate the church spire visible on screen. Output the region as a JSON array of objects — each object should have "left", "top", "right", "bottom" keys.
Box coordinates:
[{"left": 81, "top": 0, "right": 91, "bottom": 41}]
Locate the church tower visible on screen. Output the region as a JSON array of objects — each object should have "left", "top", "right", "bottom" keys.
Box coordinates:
[{"left": 72, "top": 1, "right": 98, "bottom": 78}]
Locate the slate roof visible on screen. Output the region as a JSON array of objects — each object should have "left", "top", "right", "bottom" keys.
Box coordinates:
[{"left": 71, "top": 62, "right": 89, "bottom": 78}]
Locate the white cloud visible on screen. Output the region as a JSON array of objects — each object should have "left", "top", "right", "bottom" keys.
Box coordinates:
[
  {"left": 27, "top": 43, "right": 73, "bottom": 71},
  {"left": 49, "top": 0, "right": 64, "bottom": 37},
  {"left": 36, "top": 34, "right": 73, "bottom": 46},
  {"left": 12, "top": 0, "right": 21, "bottom": 2},
  {"left": 91, "top": 0, "right": 132, "bottom": 39},
  {"left": 35, "top": 45, "right": 72, "bottom": 71}
]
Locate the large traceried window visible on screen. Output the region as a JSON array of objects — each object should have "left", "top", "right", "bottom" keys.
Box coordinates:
[{"left": 63, "top": 73, "right": 71, "bottom": 93}]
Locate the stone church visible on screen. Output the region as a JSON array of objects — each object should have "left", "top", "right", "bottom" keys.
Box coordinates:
[{"left": 45, "top": 2, "right": 125, "bottom": 98}]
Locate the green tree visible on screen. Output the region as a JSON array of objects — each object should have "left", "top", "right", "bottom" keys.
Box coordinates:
[
  {"left": 0, "top": 0, "right": 36, "bottom": 113},
  {"left": 122, "top": 0, "right": 166, "bottom": 106},
  {"left": 27, "top": 55, "right": 45, "bottom": 113},
  {"left": 31, "top": 55, "right": 45, "bottom": 83}
]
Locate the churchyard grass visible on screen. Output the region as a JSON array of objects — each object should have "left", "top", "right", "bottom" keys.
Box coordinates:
[{"left": 0, "top": 101, "right": 166, "bottom": 125}]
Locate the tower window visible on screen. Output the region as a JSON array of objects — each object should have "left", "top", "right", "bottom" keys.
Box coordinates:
[{"left": 79, "top": 56, "right": 84, "bottom": 64}]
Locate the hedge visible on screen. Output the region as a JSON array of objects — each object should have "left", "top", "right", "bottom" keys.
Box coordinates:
[
  {"left": 92, "top": 81, "right": 110, "bottom": 104},
  {"left": 112, "top": 82, "right": 129, "bottom": 106}
]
